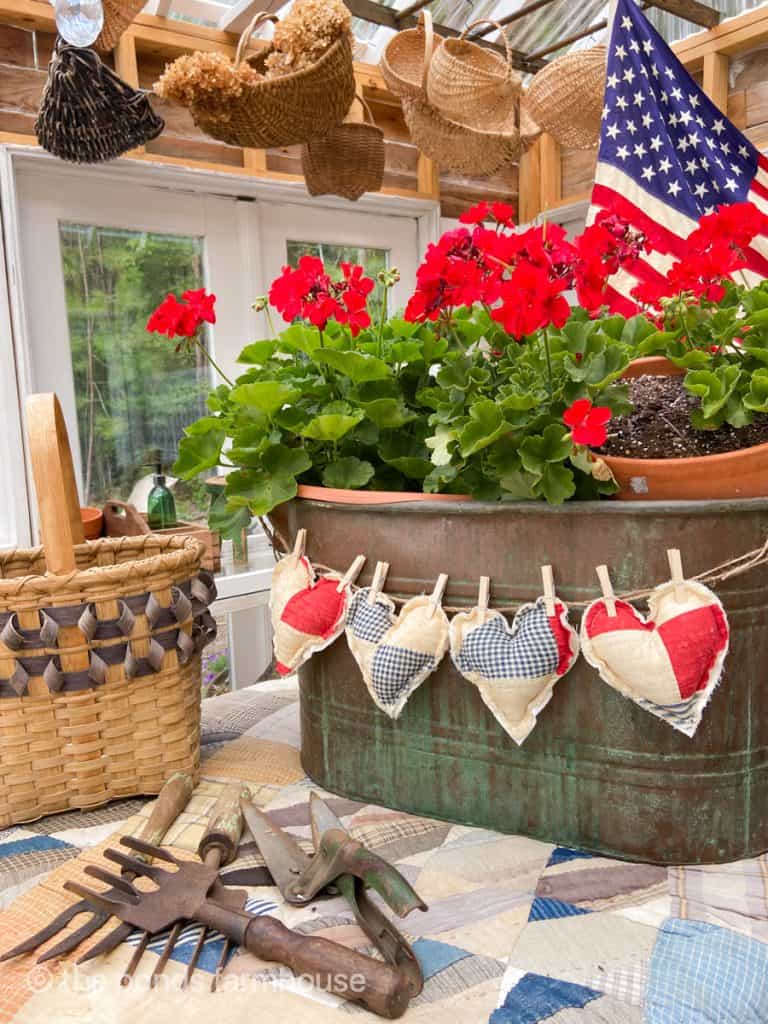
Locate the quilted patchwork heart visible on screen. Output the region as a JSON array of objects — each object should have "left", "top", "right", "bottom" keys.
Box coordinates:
[
  {"left": 450, "top": 598, "right": 579, "bottom": 745},
  {"left": 346, "top": 588, "right": 449, "bottom": 719},
  {"left": 580, "top": 580, "right": 729, "bottom": 736},
  {"left": 270, "top": 556, "right": 348, "bottom": 675}
]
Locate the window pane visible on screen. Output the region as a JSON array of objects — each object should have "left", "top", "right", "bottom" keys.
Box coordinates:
[
  {"left": 59, "top": 223, "right": 211, "bottom": 522},
  {"left": 286, "top": 240, "right": 390, "bottom": 320}
]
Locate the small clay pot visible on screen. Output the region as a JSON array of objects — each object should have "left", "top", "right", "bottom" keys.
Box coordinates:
[{"left": 80, "top": 506, "right": 104, "bottom": 539}]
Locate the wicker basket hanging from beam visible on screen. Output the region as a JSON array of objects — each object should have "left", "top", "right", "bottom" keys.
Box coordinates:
[
  {"left": 0, "top": 394, "right": 216, "bottom": 829},
  {"left": 427, "top": 19, "right": 522, "bottom": 132},
  {"left": 399, "top": 11, "right": 519, "bottom": 178},
  {"left": 94, "top": 0, "right": 146, "bottom": 53},
  {"left": 379, "top": 9, "right": 437, "bottom": 100},
  {"left": 182, "top": 11, "right": 355, "bottom": 149},
  {"left": 35, "top": 41, "right": 164, "bottom": 164},
  {"left": 301, "top": 95, "right": 385, "bottom": 201},
  {"left": 525, "top": 45, "right": 607, "bottom": 150}
]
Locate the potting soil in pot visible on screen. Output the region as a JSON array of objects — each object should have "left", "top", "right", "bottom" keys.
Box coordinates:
[{"left": 600, "top": 375, "right": 768, "bottom": 459}]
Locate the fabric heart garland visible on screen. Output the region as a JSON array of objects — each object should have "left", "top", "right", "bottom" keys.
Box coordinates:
[
  {"left": 449, "top": 571, "right": 579, "bottom": 745},
  {"left": 346, "top": 564, "right": 450, "bottom": 719},
  {"left": 271, "top": 531, "right": 364, "bottom": 676},
  {"left": 580, "top": 554, "right": 729, "bottom": 737}
]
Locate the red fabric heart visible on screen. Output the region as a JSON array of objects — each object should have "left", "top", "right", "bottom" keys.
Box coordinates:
[
  {"left": 584, "top": 599, "right": 728, "bottom": 699},
  {"left": 280, "top": 577, "right": 346, "bottom": 639}
]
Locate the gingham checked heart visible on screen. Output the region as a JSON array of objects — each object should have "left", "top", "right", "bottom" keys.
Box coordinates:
[
  {"left": 450, "top": 598, "right": 579, "bottom": 745},
  {"left": 580, "top": 580, "right": 729, "bottom": 737},
  {"left": 346, "top": 588, "right": 449, "bottom": 719},
  {"left": 270, "top": 556, "right": 349, "bottom": 676}
]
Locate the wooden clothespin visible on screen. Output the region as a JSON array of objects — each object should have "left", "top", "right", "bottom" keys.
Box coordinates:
[
  {"left": 667, "top": 548, "right": 685, "bottom": 603},
  {"left": 477, "top": 576, "right": 490, "bottom": 623},
  {"left": 541, "top": 565, "right": 556, "bottom": 617},
  {"left": 336, "top": 555, "right": 366, "bottom": 593},
  {"left": 291, "top": 529, "right": 306, "bottom": 565},
  {"left": 428, "top": 574, "right": 449, "bottom": 619},
  {"left": 368, "top": 561, "right": 390, "bottom": 606},
  {"left": 596, "top": 564, "right": 617, "bottom": 618}
]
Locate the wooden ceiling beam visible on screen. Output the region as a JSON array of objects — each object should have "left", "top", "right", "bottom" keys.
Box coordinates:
[
  {"left": 468, "top": 0, "right": 560, "bottom": 39},
  {"left": 646, "top": 0, "right": 720, "bottom": 30}
]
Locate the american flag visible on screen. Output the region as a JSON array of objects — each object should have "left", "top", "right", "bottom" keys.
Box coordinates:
[{"left": 588, "top": 0, "right": 768, "bottom": 313}]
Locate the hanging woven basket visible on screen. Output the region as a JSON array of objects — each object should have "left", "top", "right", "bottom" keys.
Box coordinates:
[
  {"left": 427, "top": 19, "right": 522, "bottom": 132},
  {"left": 35, "top": 41, "right": 164, "bottom": 164},
  {"left": 94, "top": 0, "right": 146, "bottom": 53},
  {"left": 301, "top": 95, "right": 385, "bottom": 201},
  {"left": 519, "top": 89, "right": 542, "bottom": 151},
  {"left": 176, "top": 11, "right": 355, "bottom": 149},
  {"left": 525, "top": 45, "right": 607, "bottom": 150},
  {"left": 379, "top": 9, "right": 436, "bottom": 100},
  {"left": 399, "top": 11, "right": 519, "bottom": 178}
]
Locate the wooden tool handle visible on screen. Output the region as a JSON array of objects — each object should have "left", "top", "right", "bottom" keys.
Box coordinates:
[
  {"left": 26, "top": 393, "right": 84, "bottom": 574},
  {"left": 199, "top": 905, "right": 410, "bottom": 1019},
  {"left": 137, "top": 772, "right": 195, "bottom": 855},
  {"left": 198, "top": 782, "right": 250, "bottom": 866}
]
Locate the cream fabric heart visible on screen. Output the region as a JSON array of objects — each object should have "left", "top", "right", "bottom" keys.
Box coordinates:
[
  {"left": 580, "top": 579, "right": 729, "bottom": 736},
  {"left": 346, "top": 587, "right": 449, "bottom": 719},
  {"left": 450, "top": 598, "right": 579, "bottom": 745}
]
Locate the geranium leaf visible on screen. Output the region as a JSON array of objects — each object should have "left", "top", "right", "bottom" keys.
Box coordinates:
[
  {"left": 224, "top": 469, "right": 298, "bottom": 515},
  {"left": 300, "top": 412, "right": 364, "bottom": 441},
  {"left": 426, "top": 425, "right": 458, "bottom": 465},
  {"left": 173, "top": 425, "right": 226, "bottom": 479},
  {"left": 322, "top": 457, "right": 375, "bottom": 489},
  {"left": 536, "top": 463, "right": 576, "bottom": 505},
  {"left": 359, "top": 397, "right": 417, "bottom": 429},
  {"left": 519, "top": 424, "right": 572, "bottom": 474},
  {"left": 230, "top": 381, "right": 299, "bottom": 416},
  {"left": 238, "top": 340, "right": 276, "bottom": 364},
  {"left": 278, "top": 324, "right": 322, "bottom": 355},
  {"left": 459, "top": 400, "right": 507, "bottom": 457},
  {"left": 313, "top": 349, "right": 391, "bottom": 382},
  {"left": 262, "top": 444, "right": 312, "bottom": 478},
  {"left": 391, "top": 341, "right": 423, "bottom": 364}
]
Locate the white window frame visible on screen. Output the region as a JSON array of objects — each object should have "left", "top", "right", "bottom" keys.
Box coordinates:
[{"left": 0, "top": 144, "right": 439, "bottom": 548}]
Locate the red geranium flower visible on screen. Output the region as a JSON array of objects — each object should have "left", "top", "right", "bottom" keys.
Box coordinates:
[
  {"left": 491, "top": 202, "right": 515, "bottom": 226},
  {"left": 268, "top": 257, "right": 373, "bottom": 336},
  {"left": 182, "top": 288, "right": 216, "bottom": 325},
  {"left": 563, "top": 399, "right": 612, "bottom": 448},
  {"left": 146, "top": 292, "right": 208, "bottom": 338},
  {"left": 459, "top": 201, "right": 490, "bottom": 225}
]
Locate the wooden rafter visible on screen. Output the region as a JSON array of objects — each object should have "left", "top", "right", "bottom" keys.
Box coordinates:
[
  {"left": 468, "top": 0, "right": 560, "bottom": 40},
  {"left": 646, "top": 0, "right": 720, "bottom": 30}
]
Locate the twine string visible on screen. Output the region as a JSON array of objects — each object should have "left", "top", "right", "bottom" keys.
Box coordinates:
[{"left": 260, "top": 517, "right": 768, "bottom": 612}]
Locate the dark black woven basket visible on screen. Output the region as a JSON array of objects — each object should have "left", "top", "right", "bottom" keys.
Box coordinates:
[{"left": 36, "top": 40, "right": 164, "bottom": 164}]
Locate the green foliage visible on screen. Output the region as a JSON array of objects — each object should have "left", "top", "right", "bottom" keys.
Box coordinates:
[
  {"left": 635, "top": 279, "right": 768, "bottom": 431},
  {"left": 176, "top": 303, "right": 634, "bottom": 521}
]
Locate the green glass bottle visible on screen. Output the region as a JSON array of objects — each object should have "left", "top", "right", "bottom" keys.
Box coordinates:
[{"left": 147, "top": 463, "right": 177, "bottom": 529}]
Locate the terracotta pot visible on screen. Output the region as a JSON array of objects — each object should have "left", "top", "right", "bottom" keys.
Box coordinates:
[
  {"left": 80, "top": 506, "right": 104, "bottom": 539},
  {"left": 603, "top": 358, "right": 768, "bottom": 501},
  {"left": 296, "top": 485, "right": 471, "bottom": 505},
  {"left": 622, "top": 355, "right": 684, "bottom": 379}
]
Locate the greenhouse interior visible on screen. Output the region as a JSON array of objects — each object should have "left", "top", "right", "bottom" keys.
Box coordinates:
[{"left": 0, "top": 0, "right": 768, "bottom": 1019}]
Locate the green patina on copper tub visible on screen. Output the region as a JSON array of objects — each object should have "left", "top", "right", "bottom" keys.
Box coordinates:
[{"left": 272, "top": 496, "right": 768, "bottom": 865}]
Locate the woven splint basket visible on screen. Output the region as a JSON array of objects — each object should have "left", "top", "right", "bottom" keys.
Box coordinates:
[{"left": 0, "top": 395, "right": 215, "bottom": 828}]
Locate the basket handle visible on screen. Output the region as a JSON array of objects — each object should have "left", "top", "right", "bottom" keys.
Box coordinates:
[
  {"left": 350, "top": 92, "right": 376, "bottom": 125},
  {"left": 460, "top": 19, "right": 514, "bottom": 74},
  {"left": 26, "top": 393, "right": 84, "bottom": 575},
  {"left": 418, "top": 9, "right": 434, "bottom": 92},
  {"left": 235, "top": 11, "right": 278, "bottom": 67}
]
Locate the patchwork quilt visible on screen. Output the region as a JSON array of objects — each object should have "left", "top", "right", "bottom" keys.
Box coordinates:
[{"left": 0, "top": 680, "right": 765, "bottom": 1023}]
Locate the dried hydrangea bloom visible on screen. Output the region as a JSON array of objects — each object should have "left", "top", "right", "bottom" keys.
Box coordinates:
[
  {"left": 154, "top": 51, "right": 263, "bottom": 109},
  {"left": 264, "top": 0, "right": 351, "bottom": 78}
]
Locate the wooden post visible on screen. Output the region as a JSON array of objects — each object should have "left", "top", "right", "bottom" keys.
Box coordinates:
[
  {"left": 114, "top": 32, "right": 139, "bottom": 87},
  {"left": 417, "top": 152, "right": 439, "bottom": 200},
  {"left": 539, "top": 133, "right": 562, "bottom": 212},
  {"left": 702, "top": 51, "right": 730, "bottom": 113},
  {"left": 518, "top": 136, "right": 542, "bottom": 224},
  {"left": 243, "top": 149, "right": 267, "bottom": 172}
]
